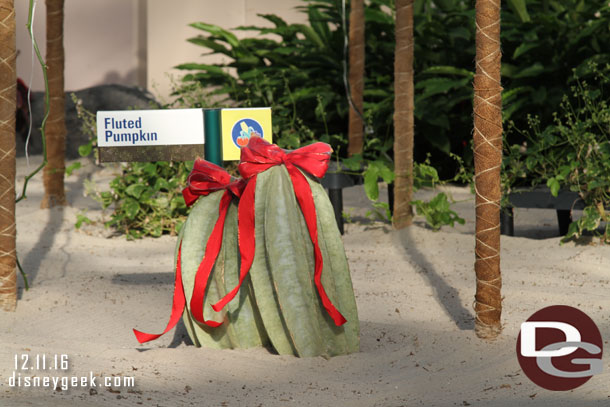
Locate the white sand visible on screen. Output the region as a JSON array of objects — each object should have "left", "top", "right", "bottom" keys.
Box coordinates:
[{"left": 1, "top": 156, "right": 609, "bottom": 406}]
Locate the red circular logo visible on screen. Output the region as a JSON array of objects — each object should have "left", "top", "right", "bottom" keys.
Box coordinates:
[{"left": 516, "top": 305, "right": 603, "bottom": 391}]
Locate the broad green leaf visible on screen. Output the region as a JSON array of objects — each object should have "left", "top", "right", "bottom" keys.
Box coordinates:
[
  {"left": 513, "top": 42, "right": 538, "bottom": 59},
  {"left": 564, "top": 222, "right": 580, "bottom": 239},
  {"left": 433, "top": 0, "right": 456, "bottom": 12},
  {"left": 154, "top": 196, "right": 170, "bottom": 209},
  {"left": 123, "top": 198, "right": 140, "bottom": 220},
  {"left": 507, "top": 0, "right": 531, "bottom": 23},
  {"left": 363, "top": 166, "right": 380, "bottom": 201},
  {"left": 154, "top": 178, "right": 171, "bottom": 191},
  {"left": 294, "top": 24, "right": 324, "bottom": 48},
  {"left": 125, "top": 184, "right": 147, "bottom": 199},
  {"left": 307, "top": 6, "right": 330, "bottom": 44},
  {"left": 420, "top": 65, "right": 474, "bottom": 78},
  {"left": 189, "top": 22, "right": 239, "bottom": 48},
  {"left": 449, "top": 26, "right": 471, "bottom": 41},
  {"left": 588, "top": 180, "right": 609, "bottom": 190},
  {"left": 365, "top": 8, "right": 393, "bottom": 25},
  {"left": 502, "top": 86, "right": 533, "bottom": 103},
  {"left": 547, "top": 178, "right": 560, "bottom": 197},
  {"left": 65, "top": 162, "right": 81, "bottom": 176},
  {"left": 377, "top": 162, "right": 395, "bottom": 184},
  {"left": 78, "top": 143, "right": 92, "bottom": 157},
  {"left": 416, "top": 77, "right": 470, "bottom": 100},
  {"left": 513, "top": 63, "right": 545, "bottom": 79},
  {"left": 580, "top": 207, "right": 601, "bottom": 231},
  {"left": 259, "top": 13, "right": 288, "bottom": 28},
  {"left": 501, "top": 63, "right": 518, "bottom": 78},
  {"left": 187, "top": 37, "right": 232, "bottom": 56},
  {"left": 75, "top": 214, "right": 92, "bottom": 229},
  {"left": 175, "top": 63, "right": 225, "bottom": 74},
  {"left": 341, "top": 154, "right": 363, "bottom": 171}
]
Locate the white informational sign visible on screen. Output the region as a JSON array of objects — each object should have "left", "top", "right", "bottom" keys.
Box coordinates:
[{"left": 96, "top": 109, "right": 204, "bottom": 147}]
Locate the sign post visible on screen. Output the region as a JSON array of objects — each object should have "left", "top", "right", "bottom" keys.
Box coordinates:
[{"left": 203, "top": 109, "right": 222, "bottom": 166}]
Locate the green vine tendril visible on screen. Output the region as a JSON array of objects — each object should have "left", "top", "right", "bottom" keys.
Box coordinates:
[{"left": 15, "top": 0, "right": 52, "bottom": 290}]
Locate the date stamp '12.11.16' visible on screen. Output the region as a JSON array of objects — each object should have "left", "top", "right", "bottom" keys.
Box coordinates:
[{"left": 7, "top": 353, "right": 135, "bottom": 392}]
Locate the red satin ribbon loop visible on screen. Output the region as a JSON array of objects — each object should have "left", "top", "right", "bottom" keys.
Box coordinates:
[
  {"left": 238, "top": 137, "right": 332, "bottom": 180},
  {"left": 183, "top": 159, "right": 233, "bottom": 207}
]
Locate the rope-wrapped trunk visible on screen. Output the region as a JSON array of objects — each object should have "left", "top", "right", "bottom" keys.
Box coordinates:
[
  {"left": 392, "top": 0, "right": 414, "bottom": 229},
  {"left": 473, "top": 0, "right": 503, "bottom": 338},
  {"left": 0, "top": 0, "right": 17, "bottom": 311},
  {"left": 41, "top": 0, "right": 66, "bottom": 208},
  {"left": 347, "top": 0, "right": 365, "bottom": 156}
]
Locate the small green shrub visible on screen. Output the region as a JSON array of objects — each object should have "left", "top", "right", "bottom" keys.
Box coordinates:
[
  {"left": 412, "top": 192, "right": 465, "bottom": 231},
  {"left": 99, "top": 161, "right": 192, "bottom": 240}
]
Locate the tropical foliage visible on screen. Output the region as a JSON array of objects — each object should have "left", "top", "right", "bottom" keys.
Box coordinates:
[{"left": 503, "top": 63, "right": 610, "bottom": 242}]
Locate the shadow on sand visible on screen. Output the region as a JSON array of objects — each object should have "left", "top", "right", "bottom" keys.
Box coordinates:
[
  {"left": 111, "top": 272, "right": 194, "bottom": 348},
  {"left": 19, "top": 206, "right": 66, "bottom": 297},
  {"left": 395, "top": 227, "right": 474, "bottom": 330}
]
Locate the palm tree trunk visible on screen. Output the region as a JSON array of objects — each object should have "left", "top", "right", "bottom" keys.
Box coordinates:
[
  {"left": 473, "top": 0, "right": 503, "bottom": 339},
  {"left": 347, "top": 0, "right": 365, "bottom": 156},
  {"left": 0, "top": 0, "right": 17, "bottom": 311},
  {"left": 41, "top": 0, "right": 66, "bottom": 208},
  {"left": 392, "top": 0, "right": 414, "bottom": 229}
]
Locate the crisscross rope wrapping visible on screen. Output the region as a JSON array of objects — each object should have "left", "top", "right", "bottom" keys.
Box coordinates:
[
  {"left": 41, "top": 0, "right": 66, "bottom": 208},
  {"left": 347, "top": 0, "right": 365, "bottom": 156},
  {"left": 393, "top": 0, "right": 415, "bottom": 229},
  {"left": 473, "top": 0, "right": 503, "bottom": 339},
  {"left": 0, "top": 2, "right": 17, "bottom": 311}
]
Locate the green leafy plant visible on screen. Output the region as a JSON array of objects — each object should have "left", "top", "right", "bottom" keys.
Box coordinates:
[
  {"left": 501, "top": 0, "right": 610, "bottom": 136},
  {"left": 175, "top": 0, "right": 610, "bottom": 180},
  {"left": 74, "top": 211, "right": 93, "bottom": 229},
  {"left": 503, "top": 62, "right": 610, "bottom": 242},
  {"left": 98, "top": 161, "right": 192, "bottom": 240},
  {"left": 342, "top": 152, "right": 465, "bottom": 229},
  {"left": 412, "top": 192, "right": 465, "bottom": 230},
  {"left": 411, "top": 156, "right": 465, "bottom": 230}
]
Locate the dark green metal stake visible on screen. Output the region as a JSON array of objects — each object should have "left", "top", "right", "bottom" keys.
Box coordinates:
[{"left": 204, "top": 109, "right": 223, "bottom": 166}]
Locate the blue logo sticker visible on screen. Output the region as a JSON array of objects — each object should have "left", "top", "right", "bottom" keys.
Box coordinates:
[{"left": 231, "top": 118, "right": 263, "bottom": 148}]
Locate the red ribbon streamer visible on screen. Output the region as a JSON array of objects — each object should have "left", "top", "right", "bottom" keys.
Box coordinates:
[
  {"left": 213, "top": 137, "right": 347, "bottom": 326},
  {"left": 133, "top": 160, "right": 241, "bottom": 343},
  {"left": 133, "top": 242, "right": 186, "bottom": 343}
]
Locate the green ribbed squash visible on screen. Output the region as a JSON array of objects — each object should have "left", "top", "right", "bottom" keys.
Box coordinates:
[
  {"left": 176, "top": 167, "right": 359, "bottom": 357},
  {"left": 179, "top": 191, "right": 268, "bottom": 349},
  {"left": 248, "top": 166, "right": 360, "bottom": 357}
]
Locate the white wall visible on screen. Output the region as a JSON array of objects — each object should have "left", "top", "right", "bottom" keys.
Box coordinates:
[
  {"left": 16, "top": 0, "right": 305, "bottom": 99},
  {"left": 16, "top": 0, "right": 144, "bottom": 92}
]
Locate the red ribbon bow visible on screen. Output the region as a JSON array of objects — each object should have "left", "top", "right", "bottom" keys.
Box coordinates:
[
  {"left": 133, "top": 160, "right": 243, "bottom": 343},
  {"left": 212, "top": 137, "right": 347, "bottom": 326}
]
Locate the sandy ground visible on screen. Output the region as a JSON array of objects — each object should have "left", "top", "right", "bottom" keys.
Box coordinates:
[{"left": 1, "top": 156, "right": 610, "bottom": 406}]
